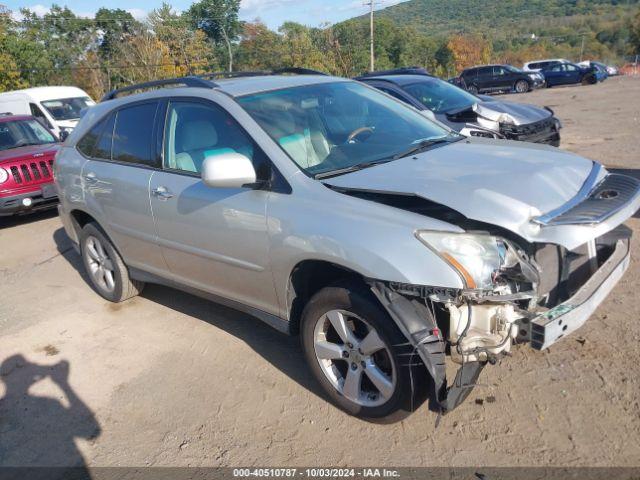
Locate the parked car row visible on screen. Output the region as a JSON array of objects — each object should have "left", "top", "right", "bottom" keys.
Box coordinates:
[
  {"left": 47, "top": 69, "right": 639, "bottom": 421},
  {"left": 450, "top": 57, "right": 616, "bottom": 95}
]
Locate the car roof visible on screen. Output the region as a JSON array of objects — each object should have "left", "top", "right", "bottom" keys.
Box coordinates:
[
  {"left": 97, "top": 74, "right": 347, "bottom": 108},
  {"left": 358, "top": 74, "right": 438, "bottom": 86}
]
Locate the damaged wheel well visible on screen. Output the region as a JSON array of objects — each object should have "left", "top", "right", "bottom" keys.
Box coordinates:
[
  {"left": 287, "top": 260, "right": 366, "bottom": 334},
  {"left": 70, "top": 209, "right": 97, "bottom": 232}
]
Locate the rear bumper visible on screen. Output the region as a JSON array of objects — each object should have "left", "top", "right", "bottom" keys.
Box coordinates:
[
  {"left": 530, "top": 238, "right": 631, "bottom": 350},
  {"left": 0, "top": 187, "right": 58, "bottom": 216}
]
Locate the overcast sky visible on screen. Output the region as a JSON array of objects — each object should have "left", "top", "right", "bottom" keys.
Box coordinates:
[{"left": 3, "top": 0, "right": 407, "bottom": 30}]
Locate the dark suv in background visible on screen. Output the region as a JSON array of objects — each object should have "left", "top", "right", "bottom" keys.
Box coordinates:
[{"left": 460, "top": 64, "right": 545, "bottom": 94}]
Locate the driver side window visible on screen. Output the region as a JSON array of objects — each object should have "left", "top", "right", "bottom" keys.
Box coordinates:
[{"left": 164, "top": 101, "right": 259, "bottom": 174}]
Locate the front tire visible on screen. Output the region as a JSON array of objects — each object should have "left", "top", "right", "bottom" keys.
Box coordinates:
[
  {"left": 300, "top": 282, "right": 427, "bottom": 421},
  {"left": 80, "top": 222, "right": 144, "bottom": 302},
  {"left": 467, "top": 84, "right": 479, "bottom": 94},
  {"left": 515, "top": 79, "right": 530, "bottom": 93}
]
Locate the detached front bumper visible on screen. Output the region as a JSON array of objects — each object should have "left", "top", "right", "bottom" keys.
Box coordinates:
[
  {"left": 530, "top": 237, "right": 631, "bottom": 350},
  {"left": 0, "top": 185, "right": 58, "bottom": 216},
  {"left": 500, "top": 116, "right": 561, "bottom": 146}
]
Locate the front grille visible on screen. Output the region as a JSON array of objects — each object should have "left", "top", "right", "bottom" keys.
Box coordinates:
[
  {"left": 537, "top": 174, "right": 640, "bottom": 226},
  {"left": 500, "top": 117, "right": 556, "bottom": 141},
  {"left": 6, "top": 158, "right": 54, "bottom": 184}
]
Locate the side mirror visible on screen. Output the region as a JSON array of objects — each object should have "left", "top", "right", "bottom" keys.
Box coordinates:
[
  {"left": 201, "top": 152, "right": 257, "bottom": 189},
  {"left": 59, "top": 130, "right": 70, "bottom": 142}
]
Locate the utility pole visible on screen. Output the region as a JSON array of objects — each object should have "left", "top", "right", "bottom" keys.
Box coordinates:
[
  {"left": 579, "top": 34, "right": 585, "bottom": 62},
  {"left": 365, "top": 0, "right": 376, "bottom": 72}
]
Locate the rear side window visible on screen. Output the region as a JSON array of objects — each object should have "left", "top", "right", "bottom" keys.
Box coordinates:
[
  {"left": 77, "top": 113, "right": 115, "bottom": 160},
  {"left": 77, "top": 119, "right": 103, "bottom": 157},
  {"left": 112, "top": 102, "right": 158, "bottom": 167},
  {"left": 478, "top": 67, "right": 492, "bottom": 75}
]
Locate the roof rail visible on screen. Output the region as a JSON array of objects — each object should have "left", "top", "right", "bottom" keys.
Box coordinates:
[
  {"left": 0, "top": 112, "right": 14, "bottom": 117},
  {"left": 101, "top": 76, "right": 218, "bottom": 102},
  {"left": 356, "top": 66, "right": 430, "bottom": 78}
]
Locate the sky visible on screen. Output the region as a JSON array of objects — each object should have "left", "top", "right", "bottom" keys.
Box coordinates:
[{"left": 2, "top": 0, "right": 407, "bottom": 30}]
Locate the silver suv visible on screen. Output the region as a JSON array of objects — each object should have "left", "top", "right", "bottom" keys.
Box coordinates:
[{"left": 55, "top": 72, "right": 640, "bottom": 420}]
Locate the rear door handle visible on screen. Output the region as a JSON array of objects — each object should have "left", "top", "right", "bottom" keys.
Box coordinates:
[
  {"left": 152, "top": 186, "right": 174, "bottom": 200},
  {"left": 84, "top": 172, "right": 98, "bottom": 184}
]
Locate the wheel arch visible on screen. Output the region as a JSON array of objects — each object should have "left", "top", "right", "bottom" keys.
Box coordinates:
[{"left": 286, "top": 259, "right": 371, "bottom": 335}]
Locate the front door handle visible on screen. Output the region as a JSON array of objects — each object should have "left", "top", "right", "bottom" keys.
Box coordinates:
[{"left": 152, "top": 186, "right": 174, "bottom": 200}]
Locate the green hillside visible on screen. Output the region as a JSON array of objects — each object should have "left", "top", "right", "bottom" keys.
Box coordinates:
[{"left": 364, "top": 0, "right": 640, "bottom": 36}]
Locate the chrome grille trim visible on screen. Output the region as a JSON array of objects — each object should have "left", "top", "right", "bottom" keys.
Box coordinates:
[
  {"left": 533, "top": 168, "right": 640, "bottom": 226},
  {"left": 533, "top": 162, "right": 602, "bottom": 225}
]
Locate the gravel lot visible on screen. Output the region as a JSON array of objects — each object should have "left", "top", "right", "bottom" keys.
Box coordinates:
[{"left": 1, "top": 75, "right": 639, "bottom": 468}]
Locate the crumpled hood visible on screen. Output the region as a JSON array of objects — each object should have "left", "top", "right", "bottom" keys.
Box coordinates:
[
  {"left": 325, "top": 138, "right": 605, "bottom": 248},
  {"left": 475, "top": 98, "right": 552, "bottom": 125}
]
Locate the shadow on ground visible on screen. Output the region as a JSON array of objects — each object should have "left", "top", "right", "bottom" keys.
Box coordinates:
[
  {"left": 52, "top": 227, "right": 325, "bottom": 403},
  {"left": 0, "top": 208, "right": 58, "bottom": 229},
  {"left": 0, "top": 354, "right": 100, "bottom": 478}
]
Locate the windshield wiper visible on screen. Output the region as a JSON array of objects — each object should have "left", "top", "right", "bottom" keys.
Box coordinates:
[
  {"left": 392, "top": 135, "right": 459, "bottom": 160},
  {"left": 314, "top": 158, "right": 392, "bottom": 179}
]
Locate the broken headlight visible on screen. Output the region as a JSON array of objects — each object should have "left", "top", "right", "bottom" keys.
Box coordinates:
[{"left": 416, "top": 231, "right": 513, "bottom": 290}]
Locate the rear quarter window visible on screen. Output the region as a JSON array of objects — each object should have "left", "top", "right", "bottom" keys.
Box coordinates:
[{"left": 77, "top": 113, "right": 115, "bottom": 160}]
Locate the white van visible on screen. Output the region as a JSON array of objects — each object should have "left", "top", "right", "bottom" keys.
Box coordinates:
[
  {"left": 0, "top": 86, "right": 95, "bottom": 139},
  {"left": 522, "top": 58, "right": 571, "bottom": 72}
]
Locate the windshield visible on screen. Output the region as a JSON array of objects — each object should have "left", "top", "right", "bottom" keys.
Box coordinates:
[
  {"left": 0, "top": 119, "right": 56, "bottom": 151},
  {"left": 237, "top": 81, "right": 455, "bottom": 177},
  {"left": 505, "top": 65, "right": 522, "bottom": 73},
  {"left": 41, "top": 96, "right": 95, "bottom": 121},
  {"left": 403, "top": 78, "right": 477, "bottom": 113}
]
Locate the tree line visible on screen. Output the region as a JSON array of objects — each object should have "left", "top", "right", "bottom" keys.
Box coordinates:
[{"left": 1, "top": 0, "right": 639, "bottom": 98}]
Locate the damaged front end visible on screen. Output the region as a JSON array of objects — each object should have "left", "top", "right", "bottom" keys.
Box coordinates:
[
  {"left": 448, "top": 101, "right": 561, "bottom": 145},
  {"left": 368, "top": 224, "right": 632, "bottom": 414}
]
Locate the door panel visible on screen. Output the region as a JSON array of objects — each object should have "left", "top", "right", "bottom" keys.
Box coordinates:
[
  {"left": 150, "top": 172, "right": 277, "bottom": 314},
  {"left": 83, "top": 160, "right": 166, "bottom": 272},
  {"left": 150, "top": 99, "right": 278, "bottom": 315},
  {"left": 79, "top": 101, "right": 166, "bottom": 274}
]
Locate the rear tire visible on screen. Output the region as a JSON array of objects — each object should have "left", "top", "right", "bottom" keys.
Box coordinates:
[
  {"left": 300, "top": 281, "right": 428, "bottom": 421},
  {"left": 79, "top": 222, "right": 144, "bottom": 302}
]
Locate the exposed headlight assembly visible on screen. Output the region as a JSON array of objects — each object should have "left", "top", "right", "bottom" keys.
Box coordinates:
[
  {"left": 0, "top": 167, "right": 8, "bottom": 184},
  {"left": 416, "top": 231, "right": 508, "bottom": 290}
]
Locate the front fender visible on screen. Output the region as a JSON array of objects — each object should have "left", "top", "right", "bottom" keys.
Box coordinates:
[{"left": 266, "top": 188, "right": 465, "bottom": 318}]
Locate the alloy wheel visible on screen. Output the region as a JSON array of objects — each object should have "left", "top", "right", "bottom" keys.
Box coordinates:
[
  {"left": 85, "top": 235, "right": 116, "bottom": 293},
  {"left": 515, "top": 80, "right": 529, "bottom": 93},
  {"left": 313, "top": 309, "right": 396, "bottom": 407}
]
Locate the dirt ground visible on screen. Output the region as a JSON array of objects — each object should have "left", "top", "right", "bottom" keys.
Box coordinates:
[{"left": 1, "top": 75, "right": 639, "bottom": 468}]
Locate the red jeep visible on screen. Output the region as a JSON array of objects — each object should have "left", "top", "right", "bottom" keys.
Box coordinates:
[{"left": 0, "top": 114, "right": 60, "bottom": 216}]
